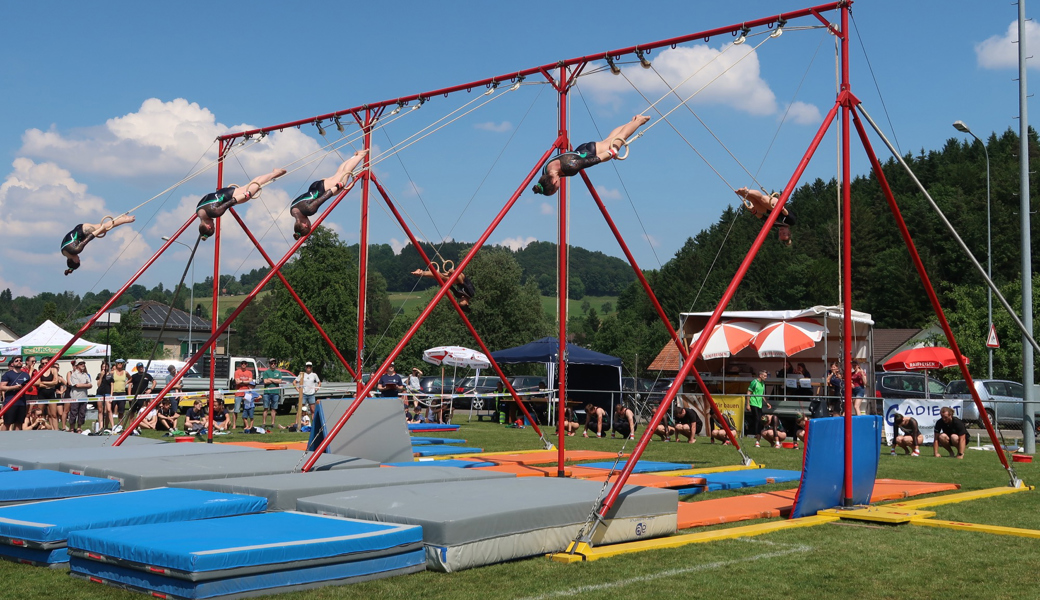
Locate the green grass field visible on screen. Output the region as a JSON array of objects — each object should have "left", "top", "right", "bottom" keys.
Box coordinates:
[
  {"left": 3, "top": 415, "right": 1038, "bottom": 599},
  {"left": 195, "top": 291, "right": 270, "bottom": 318}
]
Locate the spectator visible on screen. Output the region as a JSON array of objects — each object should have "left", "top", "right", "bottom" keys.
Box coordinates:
[
  {"left": 778, "top": 359, "right": 799, "bottom": 397},
  {"left": 378, "top": 363, "right": 403, "bottom": 398},
  {"left": 891, "top": 414, "right": 923, "bottom": 457},
  {"left": 825, "top": 362, "right": 844, "bottom": 416},
  {"left": 673, "top": 404, "right": 701, "bottom": 443},
  {"left": 260, "top": 359, "right": 283, "bottom": 430},
  {"left": 405, "top": 367, "right": 423, "bottom": 419},
  {"left": 23, "top": 357, "right": 38, "bottom": 412},
  {"left": 241, "top": 381, "right": 258, "bottom": 432},
  {"left": 95, "top": 360, "right": 111, "bottom": 430},
  {"left": 933, "top": 407, "right": 968, "bottom": 459},
  {"left": 36, "top": 356, "right": 63, "bottom": 430},
  {"left": 294, "top": 362, "right": 321, "bottom": 427},
  {"left": 711, "top": 412, "right": 737, "bottom": 444},
  {"left": 156, "top": 398, "right": 178, "bottom": 431},
  {"left": 795, "top": 363, "right": 813, "bottom": 396},
  {"left": 231, "top": 361, "right": 253, "bottom": 430},
  {"left": 561, "top": 407, "right": 580, "bottom": 436},
  {"left": 612, "top": 403, "right": 636, "bottom": 440},
  {"left": 583, "top": 403, "right": 609, "bottom": 438},
  {"left": 27, "top": 406, "right": 49, "bottom": 430},
  {"left": 66, "top": 359, "right": 92, "bottom": 433},
  {"left": 210, "top": 400, "right": 228, "bottom": 431},
  {"left": 850, "top": 361, "right": 867, "bottom": 415},
  {"left": 760, "top": 414, "right": 787, "bottom": 448},
  {"left": 792, "top": 413, "right": 808, "bottom": 449},
  {"left": 745, "top": 370, "right": 771, "bottom": 447},
  {"left": 0, "top": 357, "right": 31, "bottom": 431},
  {"left": 129, "top": 362, "right": 155, "bottom": 414},
  {"left": 167, "top": 365, "right": 183, "bottom": 394},
  {"left": 655, "top": 411, "right": 675, "bottom": 442},
  {"left": 184, "top": 399, "right": 205, "bottom": 432},
  {"left": 110, "top": 359, "right": 130, "bottom": 423},
  {"left": 137, "top": 403, "right": 158, "bottom": 430}
]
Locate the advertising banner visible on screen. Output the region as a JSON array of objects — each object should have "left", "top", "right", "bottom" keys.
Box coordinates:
[
  {"left": 883, "top": 398, "right": 964, "bottom": 444},
  {"left": 682, "top": 393, "right": 745, "bottom": 436}
]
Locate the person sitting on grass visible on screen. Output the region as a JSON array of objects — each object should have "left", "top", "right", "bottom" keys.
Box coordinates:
[
  {"left": 155, "top": 398, "right": 178, "bottom": 431},
  {"left": 210, "top": 400, "right": 229, "bottom": 431},
  {"left": 27, "top": 406, "right": 49, "bottom": 430},
  {"left": 137, "top": 404, "right": 158, "bottom": 430},
  {"left": 611, "top": 403, "right": 636, "bottom": 440},
  {"left": 760, "top": 414, "right": 787, "bottom": 448},
  {"left": 583, "top": 403, "right": 609, "bottom": 438},
  {"left": 933, "top": 406, "right": 969, "bottom": 459},
  {"left": 891, "top": 414, "right": 923, "bottom": 457},
  {"left": 561, "top": 407, "right": 580, "bottom": 436},
  {"left": 710, "top": 412, "right": 737, "bottom": 444},
  {"left": 673, "top": 404, "right": 700, "bottom": 444},
  {"left": 184, "top": 399, "right": 205, "bottom": 432}
]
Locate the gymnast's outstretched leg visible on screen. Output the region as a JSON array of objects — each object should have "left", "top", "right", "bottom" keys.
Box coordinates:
[
  {"left": 291, "top": 150, "right": 368, "bottom": 239},
  {"left": 593, "top": 115, "right": 650, "bottom": 159}
]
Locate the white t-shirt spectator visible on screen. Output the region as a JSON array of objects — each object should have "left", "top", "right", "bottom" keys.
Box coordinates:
[
  {"left": 296, "top": 372, "right": 321, "bottom": 395},
  {"left": 68, "top": 371, "right": 91, "bottom": 400}
]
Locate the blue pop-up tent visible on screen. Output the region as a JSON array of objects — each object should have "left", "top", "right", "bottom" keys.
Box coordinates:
[{"left": 491, "top": 337, "right": 622, "bottom": 422}]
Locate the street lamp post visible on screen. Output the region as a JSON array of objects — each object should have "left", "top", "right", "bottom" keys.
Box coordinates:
[
  {"left": 953, "top": 120, "right": 993, "bottom": 379},
  {"left": 162, "top": 237, "right": 194, "bottom": 359}
]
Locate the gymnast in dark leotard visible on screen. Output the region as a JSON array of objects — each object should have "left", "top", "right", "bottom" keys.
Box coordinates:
[
  {"left": 196, "top": 168, "right": 287, "bottom": 240},
  {"left": 60, "top": 215, "right": 136, "bottom": 275},
  {"left": 291, "top": 150, "right": 368, "bottom": 240},
  {"left": 532, "top": 115, "right": 650, "bottom": 196},
  {"left": 412, "top": 264, "right": 476, "bottom": 312},
  {"left": 736, "top": 187, "right": 796, "bottom": 246}
]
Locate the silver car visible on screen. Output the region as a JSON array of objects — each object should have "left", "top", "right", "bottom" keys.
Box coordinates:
[{"left": 945, "top": 379, "right": 1031, "bottom": 425}]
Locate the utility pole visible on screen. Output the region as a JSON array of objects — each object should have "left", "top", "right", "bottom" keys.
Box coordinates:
[{"left": 1018, "top": 0, "right": 1036, "bottom": 454}]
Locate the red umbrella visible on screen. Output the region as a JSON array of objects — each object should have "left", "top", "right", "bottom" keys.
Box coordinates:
[
  {"left": 883, "top": 346, "right": 969, "bottom": 371},
  {"left": 690, "top": 320, "right": 762, "bottom": 360},
  {"left": 750, "top": 319, "right": 826, "bottom": 358}
]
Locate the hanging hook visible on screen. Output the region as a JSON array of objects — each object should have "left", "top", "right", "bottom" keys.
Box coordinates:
[
  {"left": 314, "top": 119, "right": 326, "bottom": 137},
  {"left": 771, "top": 19, "right": 787, "bottom": 38},
  {"left": 635, "top": 48, "right": 651, "bottom": 69},
  {"left": 605, "top": 55, "right": 621, "bottom": 75},
  {"left": 334, "top": 116, "right": 344, "bottom": 133},
  {"left": 734, "top": 26, "right": 750, "bottom": 45}
]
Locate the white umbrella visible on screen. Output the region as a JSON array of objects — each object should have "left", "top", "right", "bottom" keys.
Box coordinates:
[
  {"left": 689, "top": 320, "right": 762, "bottom": 360},
  {"left": 750, "top": 319, "right": 827, "bottom": 358},
  {"left": 422, "top": 346, "right": 490, "bottom": 369}
]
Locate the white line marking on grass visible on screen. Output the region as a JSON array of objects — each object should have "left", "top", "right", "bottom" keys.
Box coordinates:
[{"left": 522, "top": 542, "right": 813, "bottom": 600}]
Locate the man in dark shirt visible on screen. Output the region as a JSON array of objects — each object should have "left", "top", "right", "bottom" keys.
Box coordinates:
[
  {"left": 933, "top": 406, "right": 969, "bottom": 459},
  {"left": 156, "top": 397, "right": 178, "bottom": 431},
  {"left": 377, "top": 364, "right": 404, "bottom": 398},
  {"left": 673, "top": 404, "right": 701, "bottom": 443},
  {"left": 184, "top": 400, "right": 205, "bottom": 432},
  {"left": 129, "top": 362, "right": 155, "bottom": 413},
  {"left": 0, "top": 357, "right": 31, "bottom": 430}
]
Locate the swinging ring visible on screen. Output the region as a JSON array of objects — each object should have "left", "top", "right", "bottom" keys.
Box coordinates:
[
  {"left": 244, "top": 181, "right": 263, "bottom": 200},
  {"left": 611, "top": 138, "right": 630, "bottom": 161},
  {"left": 93, "top": 215, "right": 115, "bottom": 238},
  {"left": 441, "top": 260, "right": 455, "bottom": 273},
  {"left": 427, "top": 261, "right": 441, "bottom": 274}
]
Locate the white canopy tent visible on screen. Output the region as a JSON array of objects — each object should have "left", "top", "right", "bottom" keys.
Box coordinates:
[{"left": 0, "top": 320, "right": 110, "bottom": 358}]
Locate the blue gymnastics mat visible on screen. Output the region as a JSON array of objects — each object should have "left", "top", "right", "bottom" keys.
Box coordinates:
[
  {"left": 791, "top": 415, "right": 882, "bottom": 519},
  {"left": 0, "top": 469, "right": 119, "bottom": 504},
  {"left": 577, "top": 461, "right": 692, "bottom": 474},
  {"left": 71, "top": 550, "right": 425, "bottom": 599},
  {"left": 0, "top": 488, "right": 266, "bottom": 555},
  {"left": 68, "top": 512, "right": 422, "bottom": 580},
  {"left": 0, "top": 466, "right": 11, "bottom": 473},
  {"left": 0, "top": 543, "right": 69, "bottom": 567},
  {"left": 676, "top": 469, "right": 801, "bottom": 495},
  {"left": 384, "top": 459, "right": 493, "bottom": 468},
  {"left": 407, "top": 423, "right": 460, "bottom": 432},
  {"left": 409, "top": 437, "right": 466, "bottom": 446},
  {"left": 411, "top": 446, "right": 482, "bottom": 457}
]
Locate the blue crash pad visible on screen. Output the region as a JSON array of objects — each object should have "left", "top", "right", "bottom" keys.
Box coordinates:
[
  {"left": 790, "top": 415, "right": 882, "bottom": 519},
  {"left": 577, "top": 461, "right": 692, "bottom": 474},
  {"left": 411, "top": 446, "right": 482, "bottom": 457},
  {"left": 409, "top": 437, "right": 466, "bottom": 446},
  {"left": 68, "top": 512, "right": 422, "bottom": 577},
  {"left": 0, "top": 469, "right": 120, "bottom": 503},
  {"left": 676, "top": 469, "right": 802, "bottom": 495}
]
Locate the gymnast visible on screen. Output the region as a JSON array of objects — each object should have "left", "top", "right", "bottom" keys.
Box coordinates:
[
  {"left": 291, "top": 149, "right": 368, "bottom": 240},
  {"left": 196, "top": 168, "right": 287, "bottom": 240},
  {"left": 412, "top": 263, "right": 476, "bottom": 312},
  {"left": 532, "top": 115, "right": 650, "bottom": 196},
  {"left": 61, "top": 215, "right": 137, "bottom": 275},
  {"left": 735, "top": 187, "right": 795, "bottom": 245}
]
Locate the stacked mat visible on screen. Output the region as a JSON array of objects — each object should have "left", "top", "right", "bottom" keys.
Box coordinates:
[
  {"left": 68, "top": 512, "right": 425, "bottom": 599},
  {"left": 297, "top": 477, "right": 678, "bottom": 572},
  {"left": 0, "top": 442, "right": 260, "bottom": 472},
  {"left": 0, "top": 470, "right": 120, "bottom": 505},
  {"left": 0, "top": 488, "right": 266, "bottom": 567}
]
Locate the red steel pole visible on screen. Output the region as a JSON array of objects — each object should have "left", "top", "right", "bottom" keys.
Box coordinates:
[
  {"left": 111, "top": 180, "right": 361, "bottom": 445},
  {"left": 839, "top": 3, "right": 854, "bottom": 506},
  {"left": 850, "top": 108, "right": 1013, "bottom": 474},
  {"left": 368, "top": 173, "right": 549, "bottom": 442},
  {"left": 556, "top": 65, "right": 572, "bottom": 476},
  {"left": 209, "top": 140, "right": 224, "bottom": 444},
  {"left": 227, "top": 209, "right": 358, "bottom": 380},
  {"left": 579, "top": 171, "right": 744, "bottom": 450},
  {"left": 301, "top": 141, "right": 562, "bottom": 471},
  {"left": 0, "top": 215, "right": 198, "bottom": 417},
  {"left": 356, "top": 111, "right": 373, "bottom": 379},
  {"left": 587, "top": 102, "right": 841, "bottom": 530}
]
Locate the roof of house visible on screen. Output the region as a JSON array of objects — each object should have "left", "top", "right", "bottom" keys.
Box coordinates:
[
  {"left": 872, "top": 328, "right": 923, "bottom": 364},
  {"left": 647, "top": 341, "right": 681, "bottom": 372},
  {"left": 79, "top": 301, "right": 213, "bottom": 333}
]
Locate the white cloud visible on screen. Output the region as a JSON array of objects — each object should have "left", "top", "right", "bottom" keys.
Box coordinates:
[
  {"left": 498, "top": 236, "right": 537, "bottom": 251},
  {"left": 20, "top": 98, "right": 322, "bottom": 180},
  {"left": 595, "top": 185, "right": 622, "bottom": 201},
  {"left": 782, "top": 101, "right": 822, "bottom": 126},
  {"left": 644, "top": 233, "right": 660, "bottom": 247},
  {"left": 389, "top": 238, "right": 406, "bottom": 254},
  {"left": 540, "top": 202, "right": 555, "bottom": 215},
  {"left": 0, "top": 158, "right": 152, "bottom": 276},
  {"left": 976, "top": 20, "right": 1040, "bottom": 69},
  {"left": 474, "top": 121, "right": 513, "bottom": 133},
  {"left": 580, "top": 44, "right": 777, "bottom": 116}
]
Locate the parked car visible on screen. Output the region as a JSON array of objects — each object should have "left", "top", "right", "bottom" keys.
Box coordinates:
[
  {"left": 945, "top": 379, "right": 1034, "bottom": 426},
  {"left": 507, "top": 375, "right": 547, "bottom": 393},
  {"left": 874, "top": 371, "right": 948, "bottom": 415},
  {"left": 455, "top": 376, "right": 505, "bottom": 410},
  {"left": 419, "top": 376, "right": 459, "bottom": 396}
]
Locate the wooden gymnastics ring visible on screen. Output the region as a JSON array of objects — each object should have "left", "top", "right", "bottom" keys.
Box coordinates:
[
  {"left": 425, "top": 261, "right": 441, "bottom": 275},
  {"left": 93, "top": 215, "right": 115, "bottom": 238},
  {"left": 441, "top": 260, "right": 455, "bottom": 273},
  {"left": 244, "top": 181, "right": 263, "bottom": 200},
  {"left": 611, "top": 138, "right": 630, "bottom": 160}
]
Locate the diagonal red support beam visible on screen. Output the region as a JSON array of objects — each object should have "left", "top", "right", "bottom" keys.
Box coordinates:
[
  {"left": 578, "top": 171, "right": 745, "bottom": 454},
  {"left": 111, "top": 180, "right": 361, "bottom": 445},
  {"left": 227, "top": 208, "right": 358, "bottom": 381},
  {"left": 850, "top": 106, "right": 1014, "bottom": 476},
  {"left": 368, "top": 173, "right": 550, "bottom": 445},
  {"left": 584, "top": 100, "right": 841, "bottom": 533},
  {"left": 0, "top": 214, "right": 199, "bottom": 418},
  {"left": 300, "top": 139, "right": 563, "bottom": 471}
]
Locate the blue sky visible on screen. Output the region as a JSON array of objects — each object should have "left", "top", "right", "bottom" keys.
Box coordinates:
[{"left": 0, "top": 0, "right": 1032, "bottom": 298}]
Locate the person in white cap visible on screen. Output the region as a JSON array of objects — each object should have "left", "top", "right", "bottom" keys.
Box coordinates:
[
  {"left": 65, "top": 359, "right": 92, "bottom": 433},
  {"left": 294, "top": 362, "right": 321, "bottom": 428}
]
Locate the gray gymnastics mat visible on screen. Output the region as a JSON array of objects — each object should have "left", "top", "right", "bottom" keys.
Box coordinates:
[
  {"left": 0, "top": 442, "right": 261, "bottom": 472},
  {"left": 172, "top": 466, "right": 517, "bottom": 511},
  {"left": 297, "top": 477, "right": 678, "bottom": 572},
  {"left": 309, "top": 398, "right": 413, "bottom": 464},
  {"left": 68, "top": 450, "right": 380, "bottom": 490},
  {"left": 0, "top": 431, "right": 160, "bottom": 450}
]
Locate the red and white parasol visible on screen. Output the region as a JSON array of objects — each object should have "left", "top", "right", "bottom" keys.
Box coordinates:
[
  {"left": 422, "top": 346, "right": 490, "bottom": 369},
  {"left": 689, "top": 320, "right": 762, "bottom": 360},
  {"left": 750, "top": 319, "right": 826, "bottom": 358},
  {"left": 883, "top": 346, "right": 968, "bottom": 371}
]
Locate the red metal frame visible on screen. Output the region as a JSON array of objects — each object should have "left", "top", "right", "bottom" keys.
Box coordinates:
[
  {"left": 839, "top": 6, "right": 854, "bottom": 505},
  {"left": 209, "top": 140, "right": 224, "bottom": 443},
  {"left": 556, "top": 65, "right": 571, "bottom": 475},
  {"left": 355, "top": 110, "right": 377, "bottom": 379}
]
